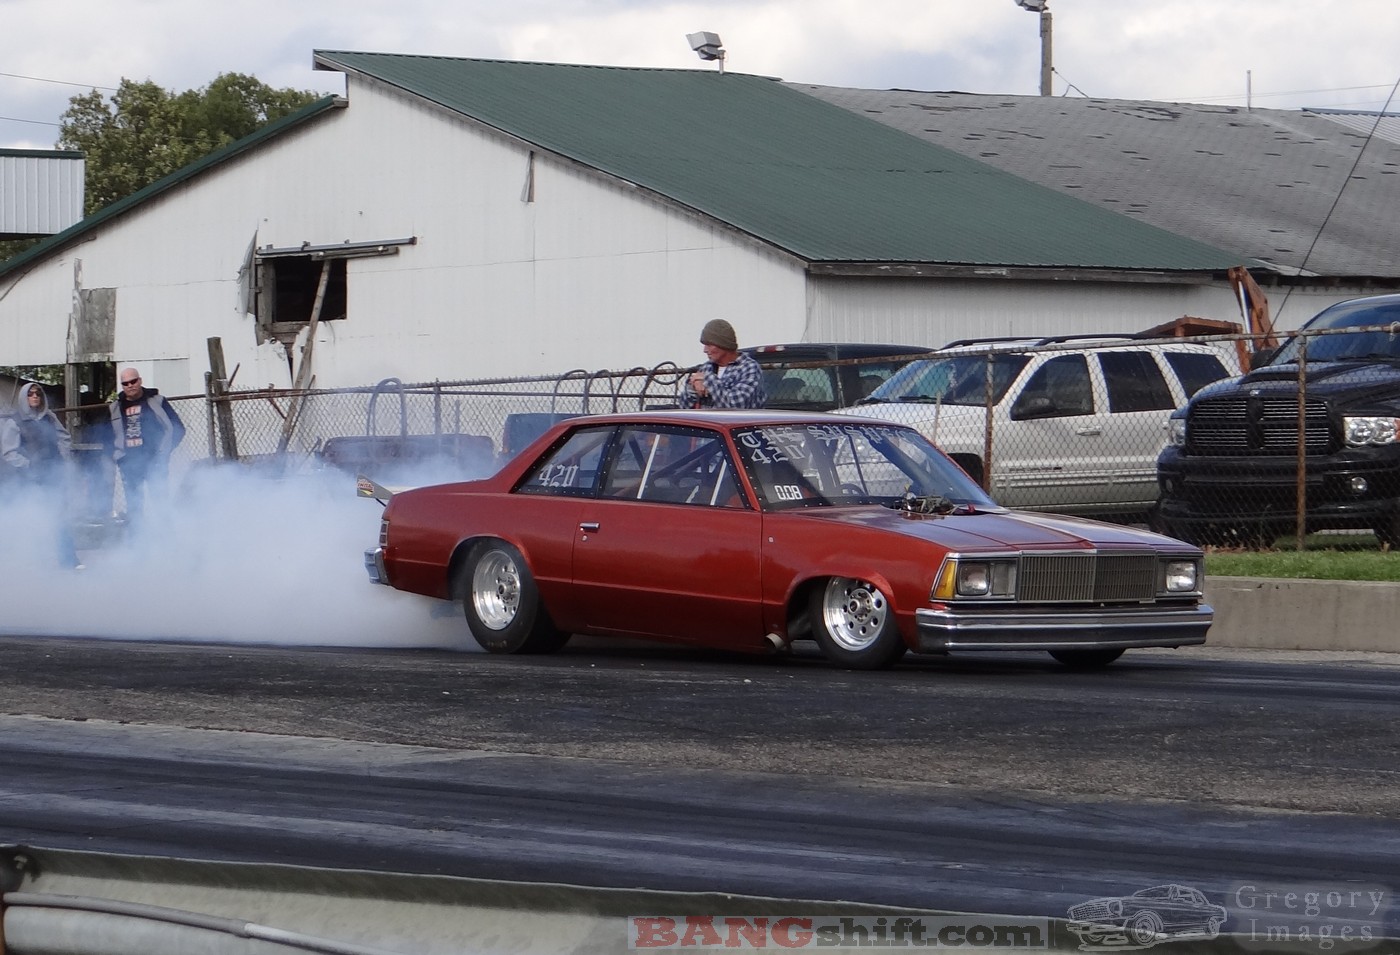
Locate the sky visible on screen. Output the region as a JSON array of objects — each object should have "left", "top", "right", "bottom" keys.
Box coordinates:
[{"left": 3, "top": 0, "right": 1399, "bottom": 150}]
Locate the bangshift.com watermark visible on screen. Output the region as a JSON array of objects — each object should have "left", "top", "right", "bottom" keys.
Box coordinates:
[{"left": 628, "top": 915, "right": 1050, "bottom": 949}]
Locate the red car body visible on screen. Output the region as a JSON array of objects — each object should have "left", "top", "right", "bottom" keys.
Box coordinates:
[{"left": 366, "top": 410, "right": 1211, "bottom": 669}]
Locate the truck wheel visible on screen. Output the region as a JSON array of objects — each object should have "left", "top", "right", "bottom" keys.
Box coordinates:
[{"left": 1376, "top": 512, "right": 1400, "bottom": 550}]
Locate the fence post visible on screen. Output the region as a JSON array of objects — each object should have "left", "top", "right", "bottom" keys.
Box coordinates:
[
  {"left": 1294, "top": 336, "right": 1308, "bottom": 551},
  {"left": 981, "top": 352, "right": 995, "bottom": 493},
  {"left": 206, "top": 337, "right": 239, "bottom": 461}
]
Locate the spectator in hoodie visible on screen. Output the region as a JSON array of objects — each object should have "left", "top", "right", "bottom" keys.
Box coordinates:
[
  {"left": 109, "top": 368, "right": 186, "bottom": 525},
  {"left": 0, "top": 382, "right": 82, "bottom": 568}
]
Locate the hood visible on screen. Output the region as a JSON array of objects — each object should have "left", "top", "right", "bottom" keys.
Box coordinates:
[
  {"left": 835, "top": 402, "right": 986, "bottom": 431},
  {"left": 1194, "top": 361, "right": 1400, "bottom": 404},
  {"left": 778, "top": 505, "right": 1192, "bottom": 552},
  {"left": 13, "top": 382, "right": 51, "bottom": 419}
]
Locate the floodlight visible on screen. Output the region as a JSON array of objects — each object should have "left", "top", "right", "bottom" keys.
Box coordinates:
[
  {"left": 1015, "top": 0, "right": 1047, "bottom": 10},
  {"left": 686, "top": 31, "right": 726, "bottom": 71}
]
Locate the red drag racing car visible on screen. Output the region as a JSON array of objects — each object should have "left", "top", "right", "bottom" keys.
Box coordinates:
[{"left": 365, "top": 410, "right": 1211, "bottom": 669}]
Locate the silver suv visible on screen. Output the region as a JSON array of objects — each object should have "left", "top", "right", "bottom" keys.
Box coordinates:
[{"left": 836, "top": 334, "right": 1240, "bottom": 520}]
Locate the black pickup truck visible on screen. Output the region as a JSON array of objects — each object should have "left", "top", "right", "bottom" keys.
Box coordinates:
[{"left": 1156, "top": 293, "right": 1400, "bottom": 547}]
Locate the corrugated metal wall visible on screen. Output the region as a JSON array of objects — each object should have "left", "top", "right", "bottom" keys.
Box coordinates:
[
  {"left": 806, "top": 275, "right": 1358, "bottom": 347},
  {"left": 0, "top": 150, "right": 84, "bottom": 237}
]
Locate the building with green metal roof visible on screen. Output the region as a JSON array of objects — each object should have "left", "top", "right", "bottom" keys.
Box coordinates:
[{"left": 1, "top": 52, "right": 1274, "bottom": 398}]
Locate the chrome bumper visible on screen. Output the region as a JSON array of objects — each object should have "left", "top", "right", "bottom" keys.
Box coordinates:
[
  {"left": 364, "top": 547, "right": 389, "bottom": 585},
  {"left": 915, "top": 604, "right": 1213, "bottom": 653}
]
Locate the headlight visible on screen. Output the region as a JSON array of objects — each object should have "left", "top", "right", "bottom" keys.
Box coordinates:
[
  {"left": 1162, "top": 559, "right": 1199, "bottom": 593},
  {"left": 959, "top": 562, "right": 992, "bottom": 595},
  {"left": 933, "top": 558, "right": 1017, "bottom": 599},
  {"left": 1344, "top": 416, "right": 1400, "bottom": 447},
  {"left": 1167, "top": 417, "right": 1187, "bottom": 447}
]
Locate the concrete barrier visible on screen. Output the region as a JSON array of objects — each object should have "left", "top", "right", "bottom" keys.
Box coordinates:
[{"left": 1205, "top": 576, "right": 1400, "bottom": 652}]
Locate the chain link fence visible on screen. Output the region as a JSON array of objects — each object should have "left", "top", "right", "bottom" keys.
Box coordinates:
[{"left": 59, "top": 325, "right": 1400, "bottom": 551}]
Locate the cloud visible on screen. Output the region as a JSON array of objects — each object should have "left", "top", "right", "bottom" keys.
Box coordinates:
[{"left": 3, "top": 3, "right": 1398, "bottom": 146}]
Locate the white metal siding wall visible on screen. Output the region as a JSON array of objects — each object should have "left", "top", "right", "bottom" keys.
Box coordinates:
[
  {"left": 805, "top": 276, "right": 1360, "bottom": 346},
  {"left": 0, "top": 153, "right": 84, "bottom": 236},
  {"left": 0, "top": 80, "right": 810, "bottom": 393}
]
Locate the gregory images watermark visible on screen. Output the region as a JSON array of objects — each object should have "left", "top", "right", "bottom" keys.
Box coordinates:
[{"left": 1067, "top": 882, "right": 1390, "bottom": 951}]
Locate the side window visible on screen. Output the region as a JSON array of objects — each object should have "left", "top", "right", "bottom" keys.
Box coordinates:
[
  {"left": 1099, "top": 351, "right": 1175, "bottom": 413},
  {"left": 1011, "top": 354, "right": 1093, "bottom": 419},
  {"left": 516, "top": 427, "right": 611, "bottom": 497},
  {"left": 852, "top": 359, "right": 917, "bottom": 402},
  {"left": 763, "top": 368, "right": 833, "bottom": 407},
  {"left": 1164, "top": 351, "right": 1230, "bottom": 398},
  {"left": 601, "top": 427, "right": 746, "bottom": 507}
]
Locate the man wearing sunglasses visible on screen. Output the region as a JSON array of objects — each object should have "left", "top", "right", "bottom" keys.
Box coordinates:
[{"left": 109, "top": 368, "right": 186, "bottom": 526}]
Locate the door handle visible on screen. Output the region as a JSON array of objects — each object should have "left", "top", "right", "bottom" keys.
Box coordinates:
[
  {"left": 580, "top": 522, "right": 600, "bottom": 532},
  {"left": 1075, "top": 427, "right": 1103, "bottom": 436}
]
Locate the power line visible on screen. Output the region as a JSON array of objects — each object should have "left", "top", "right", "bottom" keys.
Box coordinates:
[
  {"left": 0, "top": 115, "right": 62, "bottom": 128},
  {"left": 0, "top": 69, "right": 118, "bottom": 91}
]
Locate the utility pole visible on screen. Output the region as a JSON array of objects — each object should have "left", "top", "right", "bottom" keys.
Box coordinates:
[{"left": 1014, "top": 0, "right": 1053, "bottom": 96}]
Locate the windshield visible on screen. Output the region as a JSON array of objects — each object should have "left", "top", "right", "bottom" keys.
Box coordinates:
[
  {"left": 865, "top": 354, "right": 1031, "bottom": 406},
  {"left": 732, "top": 421, "right": 999, "bottom": 513},
  {"left": 1271, "top": 298, "right": 1400, "bottom": 365}
]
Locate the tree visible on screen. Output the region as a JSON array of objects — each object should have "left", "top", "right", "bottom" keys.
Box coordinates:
[{"left": 58, "top": 73, "right": 319, "bottom": 216}]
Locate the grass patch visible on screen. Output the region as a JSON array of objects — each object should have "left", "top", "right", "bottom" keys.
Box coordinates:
[{"left": 1206, "top": 533, "right": 1399, "bottom": 581}]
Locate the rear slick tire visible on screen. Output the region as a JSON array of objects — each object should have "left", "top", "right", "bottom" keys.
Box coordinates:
[{"left": 461, "top": 540, "right": 568, "bottom": 654}]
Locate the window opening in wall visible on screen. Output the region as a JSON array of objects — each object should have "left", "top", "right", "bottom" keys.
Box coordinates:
[{"left": 250, "top": 236, "right": 416, "bottom": 347}]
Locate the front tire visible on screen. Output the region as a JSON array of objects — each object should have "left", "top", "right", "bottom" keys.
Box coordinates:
[
  {"left": 1049, "top": 648, "right": 1125, "bottom": 669},
  {"left": 461, "top": 540, "right": 568, "bottom": 654},
  {"left": 809, "top": 577, "right": 907, "bottom": 670}
]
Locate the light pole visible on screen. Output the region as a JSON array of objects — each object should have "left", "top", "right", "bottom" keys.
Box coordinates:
[{"left": 1014, "top": 0, "right": 1053, "bottom": 96}]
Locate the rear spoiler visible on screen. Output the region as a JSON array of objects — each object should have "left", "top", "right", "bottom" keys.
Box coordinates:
[{"left": 356, "top": 474, "right": 395, "bottom": 505}]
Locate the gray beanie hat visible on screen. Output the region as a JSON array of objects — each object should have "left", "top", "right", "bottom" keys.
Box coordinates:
[{"left": 700, "top": 318, "right": 738, "bottom": 351}]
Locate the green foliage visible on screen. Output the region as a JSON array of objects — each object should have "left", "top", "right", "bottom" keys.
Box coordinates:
[
  {"left": 1207, "top": 537, "right": 1398, "bottom": 581},
  {"left": 0, "top": 365, "right": 65, "bottom": 385},
  {"left": 0, "top": 237, "right": 42, "bottom": 263},
  {"left": 58, "top": 73, "right": 319, "bottom": 216}
]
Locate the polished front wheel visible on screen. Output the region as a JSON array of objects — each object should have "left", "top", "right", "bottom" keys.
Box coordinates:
[
  {"left": 809, "top": 576, "right": 907, "bottom": 670},
  {"left": 462, "top": 541, "right": 568, "bottom": 654}
]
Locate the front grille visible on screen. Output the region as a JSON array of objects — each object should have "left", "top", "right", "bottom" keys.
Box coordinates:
[
  {"left": 1187, "top": 395, "right": 1332, "bottom": 456},
  {"left": 1067, "top": 901, "right": 1116, "bottom": 921},
  {"left": 1018, "top": 554, "right": 1158, "bottom": 603}
]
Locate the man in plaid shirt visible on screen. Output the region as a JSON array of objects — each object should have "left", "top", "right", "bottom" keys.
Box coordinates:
[{"left": 679, "top": 319, "right": 768, "bottom": 409}]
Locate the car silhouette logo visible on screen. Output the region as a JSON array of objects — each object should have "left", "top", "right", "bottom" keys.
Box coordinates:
[{"left": 1066, "top": 883, "right": 1226, "bottom": 950}]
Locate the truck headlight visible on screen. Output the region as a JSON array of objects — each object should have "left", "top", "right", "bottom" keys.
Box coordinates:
[
  {"left": 1167, "top": 417, "right": 1187, "bottom": 447},
  {"left": 1343, "top": 416, "right": 1400, "bottom": 447},
  {"left": 1162, "top": 559, "right": 1199, "bottom": 593}
]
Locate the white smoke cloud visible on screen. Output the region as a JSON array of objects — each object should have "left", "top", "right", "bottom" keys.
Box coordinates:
[{"left": 0, "top": 462, "right": 477, "bottom": 649}]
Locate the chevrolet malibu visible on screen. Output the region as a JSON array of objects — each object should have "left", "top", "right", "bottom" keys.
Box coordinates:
[{"left": 364, "top": 411, "right": 1212, "bottom": 669}]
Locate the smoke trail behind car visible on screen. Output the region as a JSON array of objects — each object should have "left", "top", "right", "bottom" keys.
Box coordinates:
[{"left": 0, "top": 463, "right": 474, "bottom": 649}]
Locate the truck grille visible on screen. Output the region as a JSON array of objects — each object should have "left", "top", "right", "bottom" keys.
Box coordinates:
[
  {"left": 1018, "top": 554, "right": 1158, "bottom": 603},
  {"left": 1187, "top": 395, "right": 1332, "bottom": 456}
]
